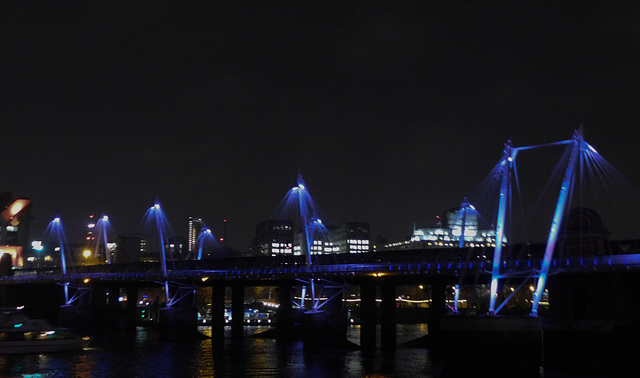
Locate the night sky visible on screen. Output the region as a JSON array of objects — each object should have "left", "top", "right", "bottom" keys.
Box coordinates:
[{"left": 3, "top": 1, "right": 640, "bottom": 250}]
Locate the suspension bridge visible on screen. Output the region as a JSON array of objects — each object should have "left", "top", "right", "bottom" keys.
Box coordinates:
[{"left": 2, "top": 129, "right": 640, "bottom": 375}]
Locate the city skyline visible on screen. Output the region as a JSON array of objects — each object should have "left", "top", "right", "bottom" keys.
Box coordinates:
[{"left": 4, "top": 2, "right": 640, "bottom": 251}]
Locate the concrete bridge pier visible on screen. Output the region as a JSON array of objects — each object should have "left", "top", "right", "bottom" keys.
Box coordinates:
[
  {"left": 210, "top": 283, "right": 226, "bottom": 343},
  {"left": 159, "top": 305, "right": 199, "bottom": 341},
  {"left": 359, "top": 278, "right": 400, "bottom": 352},
  {"left": 360, "top": 278, "right": 376, "bottom": 352},
  {"left": 60, "top": 283, "right": 135, "bottom": 338},
  {"left": 124, "top": 284, "right": 138, "bottom": 336},
  {"left": 231, "top": 283, "right": 245, "bottom": 341},
  {"left": 380, "top": 281, "right": 397, "bottom": 352},
  {"left": 58, "top": 283, "right": 93, "bottom": 332},
  {"left": 159, "top": 285, "right": 199, "bottom": 341},
  {"left": 275, "top": 283, "right": 297, "bottom": 340},
  {"left": 107, "top": 284, "right": 121, "bottom": 333},
  {"left": 544, "top": 271, "right": 640, "bottom": 376},
  {"left": 88, "top": 284, "right": 108, "bottom": 333},
  {"left": 78, "top": 283, "right": 140, "bottom": 338},
  {"left": 301, "top": 284, "right": 349, "bottom": 349},
  {"left": 427, "top": 280, "right": 447, "bottom": 349}
]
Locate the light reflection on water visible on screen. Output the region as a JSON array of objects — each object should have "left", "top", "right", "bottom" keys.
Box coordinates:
[{"left": 0, "top": 325, "right": 439, "bottom": 377}]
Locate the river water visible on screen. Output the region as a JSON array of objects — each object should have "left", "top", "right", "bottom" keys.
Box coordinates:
[{"left": 0, "top": 325, "right": 444, "bottom": 377}]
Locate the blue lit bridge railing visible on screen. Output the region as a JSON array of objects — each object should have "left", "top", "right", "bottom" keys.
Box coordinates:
[{"left": 3, "top": 249, "right": 640, "bottom": 285}]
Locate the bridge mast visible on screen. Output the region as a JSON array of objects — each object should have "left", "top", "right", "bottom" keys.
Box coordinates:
[
  {"left": 489, "top": 141, "right": 514, "bottom": 314},
  {"left": 531, "top": 129, "right": 583, "bottom": 315},
  {"left": 101, "top": 216, "right": 111, "bottom": 264},
  {"left": 297, "top": 173, "right": 313, "bottom": 266},
  {"left": 454, "top": 195, "right": 472, "bottom": 312}
]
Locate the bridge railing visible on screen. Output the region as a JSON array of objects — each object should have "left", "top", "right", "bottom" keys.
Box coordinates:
[{"left": 4, "top": 249, "right": 640, "bottom": 283}]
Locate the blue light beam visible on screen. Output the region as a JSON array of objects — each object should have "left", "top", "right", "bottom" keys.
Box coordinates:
[
  {"left": 43, "top": 216, "right": 71, "bottom": 303},
  {"left": 196, "top": 225, "right": 218, "bottom": 260}
]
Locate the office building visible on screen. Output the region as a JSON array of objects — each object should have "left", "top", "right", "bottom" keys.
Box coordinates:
[
  {"left": 253, "top": 219, "right": 370, "bottom": 256},
  {"left": 380, "top": 207, "right": 500, "bottom": 251},
  {"left": 188, "top": 217, "right": 204, "bottom": 256}
]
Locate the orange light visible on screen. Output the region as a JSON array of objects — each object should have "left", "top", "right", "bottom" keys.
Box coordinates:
[
  {"left": 1, "top": 199, "right": 31, "bottom": 222},
  {"left": 10, "top": 202, "right": 23, "bottom": 215}
]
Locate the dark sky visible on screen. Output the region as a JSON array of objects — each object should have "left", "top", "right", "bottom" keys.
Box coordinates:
[{"left": 3, "top": 1, "right": 640, "bottom": 250}]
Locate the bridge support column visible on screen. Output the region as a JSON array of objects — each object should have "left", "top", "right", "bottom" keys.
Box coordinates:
[
  {"left": 107, "top": 284, "right": 121, "bottom": 333},
  {"left": 58, "top": 283, "right": 94, "bottom": 332},
  {"left": 211, "top": 283, "right": 226, "bottom": 343},
  {"left": 158, "top": 285, "right": 198, "bottom": 341},
  {"left": 125, "top": 284, "right": 138, "bottom": 336},
  {"left": 59, "top": 303, "right": 76, "bottom": 329},
  {"left": 276, "top": 283, "right": 296, "bottom": 340},
  {"left": 380, "top": 280, "right": 396, "bottom": 352},
  {"left": 231, "top": 283, "right": 244, "bottom": 341},
  {"left": 301, "top": 284, "right": 348, "bottom": 349},
  {"left": 159, "top": 305, "right": 198, "bottom": 341},
  {"left": 544, "top": 271, "right": 640, "bottom": 376},
  {"left": 360, "top": 278, "right": 377, "bottom": 352},
  {"left": 90, "top": 284, "right": 108, "bottom": 333},
  {"left": 428, "top": 281, "right": 446, "bottom": 349}
]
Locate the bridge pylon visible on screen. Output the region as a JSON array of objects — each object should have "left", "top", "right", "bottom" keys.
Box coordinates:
[{"left": 487, "top": 129, "right": 601, "bottom": 316}]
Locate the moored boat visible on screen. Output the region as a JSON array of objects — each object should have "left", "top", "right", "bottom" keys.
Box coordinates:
[{"left": 0, "top": 307, "right": 91, "bottom": 354}]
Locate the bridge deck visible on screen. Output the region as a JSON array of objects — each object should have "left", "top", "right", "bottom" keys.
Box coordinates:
[{"left": 2, "top": 248, "right": 640, "bottom": 285}]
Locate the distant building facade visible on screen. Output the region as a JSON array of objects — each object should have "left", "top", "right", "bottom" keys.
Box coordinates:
[
  {"left": 0, "top": 192, "right": 32, "bottom": 268},
  {"left": 252, "top": 219, "right": 370, "bottom": 256},
  {"left": 334, "top": 222, "right": 371, "bottom": 254},
  {"left": 293, "top": 223, "right": 339, "bottom": 255},
  {"left": 379, "top": 207, "right": 501, "bottom": 251},
  {"left": 253, "top": 219, "right": 294, "bottom": 255},
  {"left": 187, "top": 217, "right": 204, "bottom": 256},
  {"left": 559, "top": 207, "right": 610, "bottom": 256},
  {"left": 116, "top": 234, "right": 147, "bottom": 263}
]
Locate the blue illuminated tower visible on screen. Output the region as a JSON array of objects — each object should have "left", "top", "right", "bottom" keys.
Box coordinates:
[
  {"left": 141, "top": 199, "right": 173, "bottom": 304},
  {"left": 486, "top": 129, "right": 601, "bottom": 315},
  {"left": 142, "top": 198, "right": 196, "bottom": 309},
  {"left": 272, "top": 172, "right": 340, "bottom": 312},
  {"left": 44, "top": 216, "right": 86, "bottom": 305},
  {"left": 93, "top": 215, "right": 113, "bottom": 264},
  {"left": 489, "top": 141, "right": 514, "bottom": 314},
  {"left": 196, "top": 224, "right": 217, "bottom": 260},
  {"left": 272, "top": 171, "right": 328, "bottom": 263},
  {"left": 530, "top": 130, "right": 589, "bottom": 315},
  {"left": 454, "top": 195, "right": 478, "bottom": 312}
]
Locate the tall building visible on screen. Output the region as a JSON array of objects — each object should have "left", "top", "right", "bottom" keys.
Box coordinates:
[
  {"left": 335, "top": 222, "right": 371, "bottom": 254},
  {"left": 187, "top": 217, "right": 204, "bottom": 256},
  {"left": 253, "top": 219, "right": 294, "bottom": 255}
]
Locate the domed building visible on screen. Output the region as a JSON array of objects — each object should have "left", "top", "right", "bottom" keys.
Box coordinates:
[{"left": 559, "top": 207, "right": 610, "bottom": 257}]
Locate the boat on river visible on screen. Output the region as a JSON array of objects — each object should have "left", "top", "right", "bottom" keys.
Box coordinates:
[{"left": 0, "top": 307, "right": 91, "bottom": 354}]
